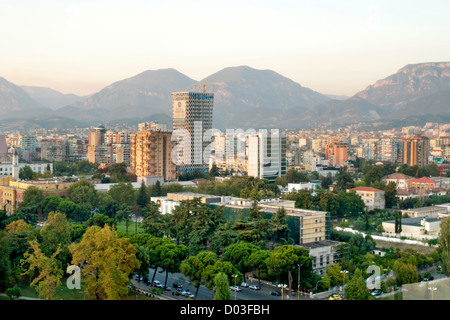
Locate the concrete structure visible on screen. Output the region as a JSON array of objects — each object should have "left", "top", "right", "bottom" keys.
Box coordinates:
[
  {"left": 0, "top": 178, "right": 73, "bottom": 215},
  {"left": 247, "top": 130, "right": 287, "bottom": 183},
  {"left": 401, "top": 206, "right": 447, "bottom": 218},
  {"left": 406, "top": 177, "right": 436, "bottom": 191},
  {"left": 382, "top": 216, "right": 442, "bottom": 240},
  {"left": 381, "top": 173, "right": 413, "bottom": 189},
  {"left": 403, "top": 135, "right": 430, "bottom": 167},
  {"left": 298, "top": 240, "right": 350, "bottom": 275},
  {"left": 130, "top": 129, "right": 177, "bottom": 181},
  {"left": 350, "top": 186, "right": 385, "bottom": 211},
  {"left": 172, "top": 91, "right": 214, "bottom": 174},
  {"left": 87, "top": 144, "right": 113, "bottom": 165},
  {"left": 325, "top": 142, "right": 348, "bottom": 166}
]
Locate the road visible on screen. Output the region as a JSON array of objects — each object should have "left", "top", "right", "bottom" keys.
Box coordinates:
[{"left": 137, "top": 268, "right": 313, "bottom": 301}]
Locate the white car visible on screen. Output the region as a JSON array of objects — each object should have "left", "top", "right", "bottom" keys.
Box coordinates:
[
  {"left": 230, "top": 286, "right": 241, "bottom": 292},
  {"left": 241, "top": 282, "right": 249, "bottom": 288},
  {"left": 249, "top": 285, "right": 260, "bottom": 290},
  {"left": 185, "top": 291, "right": 195, "bottom": 299}
]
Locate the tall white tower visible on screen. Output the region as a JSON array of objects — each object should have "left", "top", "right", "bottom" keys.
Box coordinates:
[{"left": 11, "top": 148, "right": 19, "bottom": 180}]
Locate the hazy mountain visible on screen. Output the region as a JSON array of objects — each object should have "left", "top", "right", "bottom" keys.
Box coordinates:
[
  {"left": 79, "top": 68, "right": 197, "bottom": 115},
  {"left": 21, "top": 86, "right": 86, "bottom": 110},
  {"left": 355, "top": 62, "right": 450, "bottom": 107},
  {"left": 199, "top": 66, "right": 331, "bottom": 127},
  {"left": 387, "top": 90, "right": 450, "bottom": 119},
  {"left": 0, "top": 115, "right": 88, "bottom": 131},
  {"left": 0, "top": 77, "right": 42, "bottom": 115}
]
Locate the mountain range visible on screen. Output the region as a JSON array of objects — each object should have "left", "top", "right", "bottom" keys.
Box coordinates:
[{"left": 1, "top": 62, "right": 449, "bottom": 131}]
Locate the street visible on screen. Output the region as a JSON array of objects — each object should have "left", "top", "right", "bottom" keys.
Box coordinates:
[{"left": 135, "top": 268, "right": 314, "bottom": 301}]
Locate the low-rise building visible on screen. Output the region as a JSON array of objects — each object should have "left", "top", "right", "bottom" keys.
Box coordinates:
[
  {"left": 381, "top": 173, "right": 413, "bottom": 189},
  {"left": 382, "top": 216, "right": 441, "bottom": 240},
  {"left": 350, "top": 186, "right": 385, "bottom": 211},
  {"left": 0, "top": 179, "right": 73, "bottom": 215}
]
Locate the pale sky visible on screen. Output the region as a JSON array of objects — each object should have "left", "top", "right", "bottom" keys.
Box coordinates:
[{"left": 1, "top": 0, "right": 449, "bottom": 96}]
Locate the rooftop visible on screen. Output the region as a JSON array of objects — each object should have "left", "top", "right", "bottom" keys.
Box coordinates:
[{"left": 351, "top": 186, "right": 384, "bottom": 193}]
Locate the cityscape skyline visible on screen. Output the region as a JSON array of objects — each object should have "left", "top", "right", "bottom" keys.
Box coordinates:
[{"left": 1, "top": 1, "right": 450, "bottom": 96}]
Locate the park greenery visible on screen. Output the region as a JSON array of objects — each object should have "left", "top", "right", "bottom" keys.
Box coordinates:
[{"left": 0, "top": 160, "right": 449, "bottom": 300}]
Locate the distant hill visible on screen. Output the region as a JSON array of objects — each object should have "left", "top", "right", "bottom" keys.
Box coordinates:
[
  {"left": 78, "top": 68, "right": 197, "bottom": 114},
  {"left": 199, "top": 66, "right": 331, "bottom": 128},
  {"left": 21, "top": 86, "right": 86, "bottom": 110},
  {"left": 355, "top": 62, "right": 450, "bottom": 107},
  {"left": 0, "top": 77, "right": 42, "bottom": 115},
  {"left": 1, "top": 62, "right": 450, "bottom": 130}
]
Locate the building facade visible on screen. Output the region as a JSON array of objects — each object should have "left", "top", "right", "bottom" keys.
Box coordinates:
[
  {"left": 130, "top": 129, "right": 177, "bottom": 181},
  {"left": 172, "top": 91, "right": 214, "bottom": 174},
  {"left": 350, "top": 186, "right": 385, "bottom": 211},
  {"left": 403, "top": 135, "right": 430, "bottom": 167}
]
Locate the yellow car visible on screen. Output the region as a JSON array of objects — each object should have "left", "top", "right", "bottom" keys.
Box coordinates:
[{"left": 328, "top": 293, "right": 342, "bottom": 300}]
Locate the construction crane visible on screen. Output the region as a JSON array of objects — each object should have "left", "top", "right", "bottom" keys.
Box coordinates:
[{"left": 192, "top": 82, "right": 250, "bottom": 93}]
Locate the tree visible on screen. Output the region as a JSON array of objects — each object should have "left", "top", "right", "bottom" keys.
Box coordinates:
[
  {"left": 334, "top": 167, "right": 355, "bottom": 192},
  {"left": 222, "top": 241, "right": 259, "bottom": 282},
  {"left": 21, "top": 240, "right": 63, "bottom": 300},
  {"left": 68, "top": 178, "right": 98, "bottom": 210},
  {"left": 393, "top": 261, "right": 418, "bottom": 285},
  {"left": 109, "top": 182, "right": 136, "bottom": 206},
  {"left": 157, "top": 242, "right": 189, "bottom": 287},
  {"left": 18, "top": 187, "right": 45, "bottom": 220},
  {"left": 6, "top": 285, "right": 21, "bottom": 300},
  {"left": 19, "top": 165, "right": 34, "bottom": 180},
  {"left": 136, "top": 181, "right": 149, "bottom": 207},
  {"left": 86, "top": 213, "right": 115, "bottom": 228},
  {"left": 270, "top": 207, "right": 290, "bottom": 244},
  {"left": 0, "top": 231, "right": 11, "bottom": 290},
  {"left": 141, "top": 202, "right": 167, "bottom": 237},
  {"left": 69, "top": 224, "right": 140, "bottom": 300},
  {"left": 247, "top": 249, "right": 270, "bottom": 288},
  {"left": 384, "top": 181, "right": 398, "bottom": 209},
  {"left": 213, "top": 272, "right": 232, "bottom": 300},
  {"left": 40, "top": 211, "right": 72, "bottom": 266},
  {"left": 151, "top": 180, "right": 163, "bottom": 197},
  {"left": 438, "top": 217, "right": 450, "bottom": 275},
  {"left": 180, "top": 251, "right": 217, "bottom": 299},
  {"left": 344, "top": 268, "right": 372, "bottom": 300}
]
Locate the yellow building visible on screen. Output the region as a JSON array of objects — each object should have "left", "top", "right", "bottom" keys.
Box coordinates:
[{"left": 0, "top": 179, "right": 74, "bottom": 215}]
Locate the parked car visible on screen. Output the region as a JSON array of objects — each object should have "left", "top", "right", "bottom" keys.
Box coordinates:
[
  {"left": 153, "top": 280, "right": 162, "bottom": 287},
  {"left": 240, "top": 282, "right": 249, "bottom": 288},
  {"left": 185, "top": 291, "right": 195, "bottom": 299},
  {"left": 229, "top": 286, "right": 241, "bottom": 292},
  {"left": 328, "top": 293, "right": 342, "bottom": 300},
  {"left": 164, "top": 285, "right": 171, "bottom": 291},
  {"left": 249, "top": 285, "right": 260, "bottom": 290},
  {"left": 175, "top": 288, "right": 187, "bottom": 296},
  {"left": 173, "top": 282, "right": 183, "bottom": 288},
  {"left": 371, "top": 290, "right": 382, "bottom": 297},
  {"left": 423, "top": 276, "right": 434, "bottom": 281},
  {"left": 271, "top": 291, "right": 281, "bottom": 296}
]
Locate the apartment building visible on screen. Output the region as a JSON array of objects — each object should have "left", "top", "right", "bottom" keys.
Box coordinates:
[{"left": 350, "top": 186, "right": 385, "bottom": 211}]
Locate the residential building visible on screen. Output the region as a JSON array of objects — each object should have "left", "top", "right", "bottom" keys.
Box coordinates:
[
  {"left": 406, "top": 177, "right": 436, "bottom": 191},
  {"left": 382, "top": 217, "right": 441, "bottom": 241},
  {"left": 403, "top": 135, "right": 430, "bottom": 167},
  {"left": 298, "top": 240, "right": 350, "bottom": 275},
  {"left": 381, "top": 173, "right": 413, "bottom": 189},
  {"left": 350, "top": 186, "right": 385, "bottom": 211},
  {"left": 130, "top": 129, "right": 177, "bottom": 181},
  {"left": 325, "top": 142, "right": 348, "bottom": 166}
]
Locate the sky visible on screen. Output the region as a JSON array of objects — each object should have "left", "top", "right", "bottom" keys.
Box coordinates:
[{"left": 1, "top": 0, "right": 450, "bottom": 96}]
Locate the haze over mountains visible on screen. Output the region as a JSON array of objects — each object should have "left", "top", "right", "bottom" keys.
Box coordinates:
[{"left": 1, "top": 62, "right": 449, "bottom": 131}]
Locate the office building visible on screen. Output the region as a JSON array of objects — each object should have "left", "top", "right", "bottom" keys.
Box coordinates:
[
  {"left": 172, "top": 91, "right": 214, "bottom": 174},
  {"left": 247, "top": 130, "right": 287, "bottom": 183}
]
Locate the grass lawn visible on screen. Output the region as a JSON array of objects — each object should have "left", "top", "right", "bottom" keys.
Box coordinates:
[{"left": 114, "top": 220, "right": 146, "bottom": 234}]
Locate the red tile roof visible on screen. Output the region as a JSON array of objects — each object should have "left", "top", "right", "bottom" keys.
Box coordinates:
[
  {"left": 351, "top": 186, "right": 384, "bottom": 193},
  {"left": 408, "top": 177, "right": 436, "bottom": 183}
]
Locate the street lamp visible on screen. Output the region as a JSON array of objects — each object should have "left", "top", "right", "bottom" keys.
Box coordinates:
[
  {"left": 297, "top": 264, "right": 303, "bottom": 300},
  {"left": 428, "top": 287, "right": 437, "bottom": 300},
  {"left": 340, "top": 270, "right": 349, "bottom": 300},
  {"left": 232, "top": 275, "right": 238, "bottom": 300},
  {"left": 278, "top": 284, "right": 288, "bottom": 300}
]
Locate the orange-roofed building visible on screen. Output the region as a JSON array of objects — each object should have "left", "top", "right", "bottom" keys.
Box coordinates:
[
  {"left": 350, "top": 186, "right": 385, "bottom": 211},
  {"left": 406, "top": 177, "right": 436, "bottom": 191}
]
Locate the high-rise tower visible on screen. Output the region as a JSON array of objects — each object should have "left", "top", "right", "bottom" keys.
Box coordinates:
[
  {"left": 403, "top": 135, "right": 430, "bottom": 167},
  {"left": 172, "top": 91, "right": 214, "bottom": 174}
]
